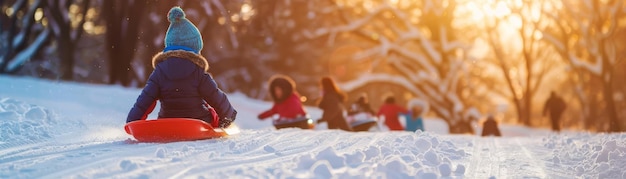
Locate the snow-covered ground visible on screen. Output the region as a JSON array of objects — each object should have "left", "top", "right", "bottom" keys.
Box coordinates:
[{"left": 0, "top": 76, "right": 625, "bottom": 178}]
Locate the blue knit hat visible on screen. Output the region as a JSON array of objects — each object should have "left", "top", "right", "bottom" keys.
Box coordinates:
[{"left": 164, "top": 7, "right": 203, "bottom": 54}]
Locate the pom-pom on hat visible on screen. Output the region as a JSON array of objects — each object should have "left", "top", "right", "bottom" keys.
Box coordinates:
[{"left": 164, "top": 6, "right": 203, "bottom": 54}]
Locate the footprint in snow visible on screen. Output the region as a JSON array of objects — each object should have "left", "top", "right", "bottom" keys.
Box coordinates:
[{"left": 264, "top": 145, "right": 275, "bottom": 153}]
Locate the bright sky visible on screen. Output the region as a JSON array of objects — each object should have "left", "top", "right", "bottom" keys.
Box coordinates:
[
  {"left": 456, "top": 0, "right": 529, "bottom": 107},
  {"left": 458, "top": 0, "right": 525, "bottom": 58}
]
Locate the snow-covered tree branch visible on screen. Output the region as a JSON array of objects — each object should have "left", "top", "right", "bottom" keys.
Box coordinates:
[
  {"left": 43, "top": 0, "right": 91, "bottom": 80},
  {"left": 0, "top": 0, "right": 50, "bottom": 73},
  {"left": 303, "top": 0, "right": 475, "bottom": 132}
]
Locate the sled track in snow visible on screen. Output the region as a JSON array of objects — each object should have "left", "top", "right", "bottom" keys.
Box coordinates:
[
  {"left": 465, "top": 137, "right": 549, "bottom": 178},
  {"left": 115, "top": 130, "right": 391, "bottom": 178},
  {"left": 0, "top": 139, "right": 50, "bottom": 158},
  {"left": 1, "top": 128, "right": 482, "bottom": 178},
  {"left": 0, "top": 129, "right": 385, "bottom": 178},
  {"left": 109, "top": 129, "right": 370, "bottom": 178},
  {"left": 0, "top": 139, "right": 144, "bottom": 178}
]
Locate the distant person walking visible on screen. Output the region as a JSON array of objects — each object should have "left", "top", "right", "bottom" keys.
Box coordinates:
[
  {"left": 543, "top": 91, "right": 567, "bottom": 132},
  {"left": 317, "top": 77, "right": 352, "bottom": 131},
  {"left": 481, "top": 115, "right": 501, "bottom": 137}
]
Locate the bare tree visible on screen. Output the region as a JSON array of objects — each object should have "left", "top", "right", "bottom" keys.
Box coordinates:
[
  {"left": 481, "top": 0, "right": 558, "bottom": 126},
  {"left": 0, "top": 0, "right": 50, "bottom": 73},
  {"left": 135, "top": 0, "right": 176, "bottom": 85},
  {"left": 542, "top": 0, "right": 626, "bottom": 132},
  {"left": 43, "top": 0, "right": 91, "bottom": 80},
  {"left": 103, "top": 0, "right": 147, "bottom": 86}
]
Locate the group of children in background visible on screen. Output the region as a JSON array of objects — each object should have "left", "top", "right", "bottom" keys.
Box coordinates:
[
  {"left": 256, "top": 75, "right": 504, "bottom": 136},
  {"left": 257, "top": 75, "right": 426, "bottom": 132}
]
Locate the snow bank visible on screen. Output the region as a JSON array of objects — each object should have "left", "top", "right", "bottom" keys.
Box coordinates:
[
  {"left": 288, "top": 131, "right": 468, "bottom": 178},
  {"left": 0, "top": 98, "right": 57, "bottom": 142},
  {"left": 124, "top": 129, "right": 471, "bottom": 179},
  {"left": 544, "top": 133, "right": 626, "bottom": 178}
]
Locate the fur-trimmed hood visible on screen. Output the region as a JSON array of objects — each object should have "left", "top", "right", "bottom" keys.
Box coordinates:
[
  {"left": 152, "top": 50, "right": 209, "bottom": 72},
  {"left": 268, "top": 75, "right": 295, "bottom": 103},
  {"left": 407, "top": 99, "right": 429, "bottom": 116}
]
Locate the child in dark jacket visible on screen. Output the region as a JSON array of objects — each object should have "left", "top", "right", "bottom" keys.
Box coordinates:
[
  {"left": 377, "top": 96, "right": 408, "bottom": 131},
  {"left": 481, "top": 115, "right": 502, "bottom": 137},
  {"left": 127, "top": 7, "right": 237, "bottom": 128},
  {"left": 258, "top": 75, "right": 310, "bottom": 129},
  {"left": 317, "top": 77, "right": 352, "bottom": 131}
]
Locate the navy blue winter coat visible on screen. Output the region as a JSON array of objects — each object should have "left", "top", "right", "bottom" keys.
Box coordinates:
[{"left": 127, "top": 50, "right": 237, "bottom": 127}]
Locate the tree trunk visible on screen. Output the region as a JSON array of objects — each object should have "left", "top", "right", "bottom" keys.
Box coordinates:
[
  {"left": 140, "top": 28, "right": 156, "bottom": 85},
  {"left": 0, "top": 4, "right": 19, "bottom": 72},
  {"left": 523, "top": 92, "right": 532, "bottom": 126},
  {"left": 519, "top": 21, "right": 534, "bottom": 127},
  {"left": 513, "top": 99, "right": 523, "bottom": 125},
  {"left": 593, "top": 0, "right": 623, "bottom": 132},
  {"left": 59, "top": 38, "right": 74, "bottom": 80},
  {"left": 104, "top": 0, "right": 121, "bottom": 85},
  {"left": 603, "top": 65, "right": 621, "bottom": 132},
  {"left": 523, "top": 62, "right": 533, "bottom": 126},
  {"left": 104, "top": 1, "right": 146, "bottom": 86}
]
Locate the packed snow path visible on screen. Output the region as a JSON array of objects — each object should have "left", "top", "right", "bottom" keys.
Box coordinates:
[
  {"left": 464, "top": 137, "right": 547, "bottom": 178},
  {"left": 0, "top": 129, "right": 469, "bottom": 178},
  {"left": 1, "top": 76, "right": 625, "bottom": 178}
]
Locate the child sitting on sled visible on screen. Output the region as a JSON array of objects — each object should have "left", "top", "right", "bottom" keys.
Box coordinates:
[
  {"left": 127, "top": 6, "right": 237, "bottom": 128},
  {"left": 348, "top": 93, "right": 376, "bottom": 116},
  {"left": 346, "top": 94, "right": 379, "bottom": 131},
  {"left": 481, "top": 115, "right": 502, "bottom": 137},
  {"left": 258, "top": 75, "right": 312, "bottom": 129}
]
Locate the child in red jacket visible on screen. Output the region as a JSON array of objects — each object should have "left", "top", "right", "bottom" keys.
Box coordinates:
[
  {"left": 377, "top": 96, "right": 408, "bottom": 131},
  {"left": 258, "top": 75, "right": 311, "bottom": 129}
]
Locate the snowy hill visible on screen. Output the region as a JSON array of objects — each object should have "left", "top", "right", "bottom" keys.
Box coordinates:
[{"left": 0, "top": 76, "right": 625, "bottom": 178}]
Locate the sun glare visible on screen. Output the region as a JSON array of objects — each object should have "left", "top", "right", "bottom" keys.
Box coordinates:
[
  {"left": 464, "top": 0, "right": 512, "bottom": 22},
  {"left": 240, "top": 3, "right": 255, "bottom": 21},
  {"left": 34, "top": 8, "right": 43, "bottom": 21},
  {"left": 458, "top": 0, "right": 526, "bottom": 39},
  {"left": 223, "top": 124, "right": 241, "bottom": 135}
]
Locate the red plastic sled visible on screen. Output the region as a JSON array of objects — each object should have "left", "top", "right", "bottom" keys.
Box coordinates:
[{"left": 124, "top": 118, "right": 228, "bottom": 143}]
